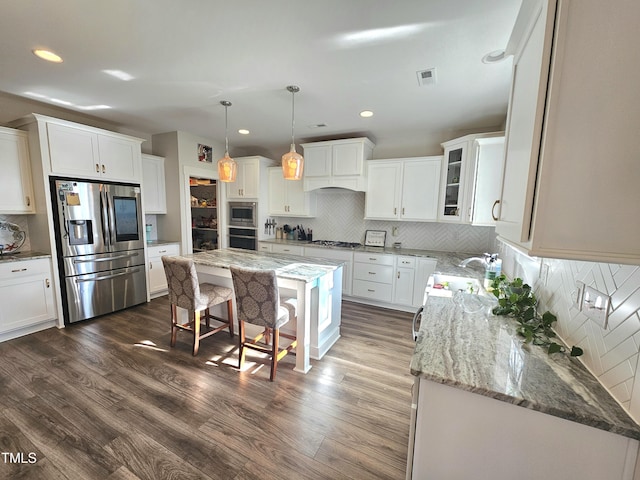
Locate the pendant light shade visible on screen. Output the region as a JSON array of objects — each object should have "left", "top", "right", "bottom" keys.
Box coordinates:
[
  {"left": 217, "top": 100, "right": 237, "bottom": 182},
  {"left": 282, "top": 85, "right": 304, "bottom": 180}
]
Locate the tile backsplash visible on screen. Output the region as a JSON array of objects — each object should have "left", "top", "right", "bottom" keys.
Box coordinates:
[
  {"left": 498, "top": 240, "right": 640, "bottom": 424},
  {"left": 0, "top": 214, "right": 32, "bottom": 252},
  {"left": 273, "top": 189, "right": 495, "bottom": 254}
]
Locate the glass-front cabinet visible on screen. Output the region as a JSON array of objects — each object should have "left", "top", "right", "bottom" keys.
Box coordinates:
[
  {"left": 189, "top": 178, "right": 218, "bottom": 252},
  {"left": 439, "top": 141, "right": 466, "bottom": 222}
]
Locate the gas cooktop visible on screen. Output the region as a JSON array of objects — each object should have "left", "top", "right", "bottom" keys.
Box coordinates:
[{"left": 309, "top": 240, "right": 362, "bottom": 248}]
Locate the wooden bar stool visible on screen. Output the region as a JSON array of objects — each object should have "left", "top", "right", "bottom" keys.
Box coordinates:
[
  {"left": 230, "top": 266, "right": 297, "bottom": 381},
  {"left": 162, "top": 256, "right": 234, "bottom": 356}
]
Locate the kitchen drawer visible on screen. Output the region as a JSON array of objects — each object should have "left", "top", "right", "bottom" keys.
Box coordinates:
[
  {"left": 352, "top": 279, "right": 393, "bottom": 302},
  {"left": 353, "top": 262, "right": 393, "bottom": 284},
  {"left": 396, "top": 255, "right": 416, "bottom": 268},
  {"left": 354, "top": 251, "right": 394, "bottom": 266},
  {"left": 0, "top": 258, "right": 51, "bottom": 280},
  {"left": 147, "top": 243, "right": 180, "bottom": 258},
  {"left": 271, "top": 244, "right": 304, "bottom": 256},
  {"left": 257, "top": 243, "right": 272, "bottom": 252}
]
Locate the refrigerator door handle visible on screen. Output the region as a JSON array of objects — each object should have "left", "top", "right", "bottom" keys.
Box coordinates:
[
  {"left": 99, "top": 189, "right": 109, "bottom": 246},
  {"left": 75, "top": 268, "right": 142, "bottom": 283},
  {"left": 73, "top": 252, "right": 140, "bottom": 264}
]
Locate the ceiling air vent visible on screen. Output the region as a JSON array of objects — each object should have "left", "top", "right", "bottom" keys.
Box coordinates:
[{"left": 416, "top": 68, "right": 437, "bottom": 86}]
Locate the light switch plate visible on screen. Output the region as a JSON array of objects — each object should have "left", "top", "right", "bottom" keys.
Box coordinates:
[{"left": 581, "top": 285, "right": 611, "bottom": 328}]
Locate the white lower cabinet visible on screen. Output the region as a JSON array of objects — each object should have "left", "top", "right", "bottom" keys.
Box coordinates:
[
  {"left": 352, "top": 252, "right": 394, "bottom": 303},
  {"left": 413, "top": 258, "right": 437, "bottom": 307},
  {"left": 394, "top": 256, "right": 416, "bottom": 306},
  {"left": 147, "top": 243, "right": 180, "bottom": 298},
  {"left": 0, "top": 258, "right": 56, "bottom": 339},
  {"left": 270, "top": 244, "right": 304, "bottom": 256},
  {"left": 409, "top": 378, "right": 638, "bottom": 480}
]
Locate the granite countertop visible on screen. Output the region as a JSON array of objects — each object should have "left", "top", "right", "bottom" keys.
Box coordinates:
[
  {"left": 0, "top": 251, "right": 52, "bottom": 263},
  {"left": 181, "top": 248, "right": 343, "bottom": 283},
  {"left": 146, "top": 240, "right": 180, "bottom": 247},
  {"left": 261, "top": 238, "right": 485, "bottom": 274},
  {"left": 411, "top": 295, "right": 640, "bottom": 440}
]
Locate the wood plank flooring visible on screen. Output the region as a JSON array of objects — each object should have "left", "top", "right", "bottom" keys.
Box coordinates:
[{"left": 0, "top": 297, "right": 417, "bottom": 480}]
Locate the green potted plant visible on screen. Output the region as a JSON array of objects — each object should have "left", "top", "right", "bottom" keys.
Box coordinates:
[{"left": 490, "top": 275, "right": 583, "bottom": 357}]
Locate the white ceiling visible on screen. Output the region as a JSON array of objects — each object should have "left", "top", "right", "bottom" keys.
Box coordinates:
[{"left": 0, "top": 0, "right": 521, "bottom": 159}]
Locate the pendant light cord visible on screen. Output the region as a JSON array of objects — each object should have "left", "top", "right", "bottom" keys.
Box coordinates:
[
  {"left": 224, "top": 104, "right": 230, "bottom": 154},
  {"left": 291, "top": 89, "right": 296, "bottom": 146}
]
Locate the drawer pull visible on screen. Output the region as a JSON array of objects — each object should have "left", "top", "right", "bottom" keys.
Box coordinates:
[
  {"left": 369, "top": 257, "right": 377, "bottom": 261},
  {"left": 368, "top": 272, "right": 376, "bottom": 275},
  {"left": 158, "top": 250, "right": 167, "bottom": 253},
  {"left": 367, "top": 289, "right": 375, "bottom": 292},
  {"left": 11, "top": 268, "right": 28, "bottom": 273}
]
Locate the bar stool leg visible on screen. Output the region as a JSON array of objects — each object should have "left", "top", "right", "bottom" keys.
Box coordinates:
[
  {"left": 226, "top": 299, "right": 234, "bottom": 337},
  {"left": 170, "top": 304, "right": 178, "bottom": 347},
  {"left": 193, "top": 310, "right": 201, "bottom": 356},
  {"left": 270, "top": 329, "right": 279, "bottom": 381},
  {"left": 238, "top": 319, "right": 246, "bottom": 370}
]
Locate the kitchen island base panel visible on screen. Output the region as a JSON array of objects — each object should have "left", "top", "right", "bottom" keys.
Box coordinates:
[
  {"left": 408, "top": 378, "right": 639, "bottom": 480},
  {"left": 195, "top": 263, "right": 342, "bottom": 374}
]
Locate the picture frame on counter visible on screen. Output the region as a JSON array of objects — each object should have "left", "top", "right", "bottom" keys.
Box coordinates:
[{"left": 364, "top": 229, "right": 386, "bottom": 247}]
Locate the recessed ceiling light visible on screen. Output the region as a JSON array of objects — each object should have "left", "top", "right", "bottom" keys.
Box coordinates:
[
  {"left": 32, "top": 49, "right": 63, "bottom": 63},
  {"left": 238, "top": 129, "right": 250, "bottom": 135},
  {"left": 482, "top": 49, "right": 506, "bottom": 64},
  {"left": 360, "top": 110, "right": 374, "bottom": 118}
]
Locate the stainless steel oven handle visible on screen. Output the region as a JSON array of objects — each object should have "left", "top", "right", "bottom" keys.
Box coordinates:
[
  {"left": 75, "top": 268, "right": 141, "bottom": 283},
  {"left": 73, "top": 252, "right": 139, "bottom": 263},
  {"left": 229, "top": 235, "right": 257, "bottom": 239}
]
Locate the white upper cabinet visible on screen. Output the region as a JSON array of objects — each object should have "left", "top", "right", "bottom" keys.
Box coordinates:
[
  {"left": 365, "top": 157, "right": 441, "bottom": 222},
  {"left": 267, "top": 167, "right": 316, "bottom": 217},
  {"left": 40, "top": 115, "right": 143, "bottom": 182},
  {"left": 439, "top": 133, "right": 505, "bottom": 225},
  {"left": 141, "top": 154, "right": 166, "bottom": 214},
  {"left": 226, "top": 156, "right": 261, "bottom": 199},
  {"left": 0, "top": 127, "right": 35, "bottom": 214},
  {"left": 496, "top": 0, "right": 640, "bottom": 264},
  {"left": 301, "top": 137, "right": 374, "bottom": 191}
]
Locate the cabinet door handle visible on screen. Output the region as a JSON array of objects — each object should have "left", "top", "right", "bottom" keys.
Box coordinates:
[
  {"left": 102, "top": 164, "right": 106, "bottom": 174},
  {"left": 402, "top": 207, "right": 405, "bottom": 215},
  {"left": 397, "top": 271, "right": 400, "bottom": 279},
  {"left": 492, "top": 200, "right": 500, "bottom": 221},
  {"left": 394, "top": 207, "right": 397, "bottom": 215},
  {"left": 46, "top": 278, "right": 50, "bottom": 288},
  {"left": 26, "top": 196, "right": 31, "bottom": 206},
  {"left": 150, "top": 263, "right": 152, "bottom": 269},
  {"left": 95, "top": 163, "right": 100, "bottom": 173},
  {"left": 11, "top": 268, "right": 27, "bottom": 272}
]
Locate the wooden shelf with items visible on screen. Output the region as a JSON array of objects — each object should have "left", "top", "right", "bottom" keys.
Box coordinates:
[{"left": 189, "top": 178, "right": 218, "bottom": 252}]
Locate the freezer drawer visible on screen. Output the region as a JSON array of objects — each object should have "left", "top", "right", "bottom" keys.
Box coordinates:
[
  {"left": 63, "top": 249, "right": 145, "bottom": 277},
  {"left": 64, "top": 265, "right": 147, "bottom": 323}
]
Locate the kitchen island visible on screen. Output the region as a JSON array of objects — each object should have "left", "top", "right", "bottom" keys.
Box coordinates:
[
  {"left": 407, "top": 294, "right": 640, "bottom": 479},
  {"left": 178, "top": 248, "right": 344, "bottom": 374}
]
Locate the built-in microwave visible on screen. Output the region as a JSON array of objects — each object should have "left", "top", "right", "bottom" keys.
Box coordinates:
[{"left": 228, "top": 201, "right": 257, "bottom": 227}]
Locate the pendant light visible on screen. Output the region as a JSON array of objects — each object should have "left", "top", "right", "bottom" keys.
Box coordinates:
[
  {"left": 282, "top": 85, "right": 304, "bottom": 180},
  {"left": 217, "top": 100, "right": 237, "bottom": 182}
]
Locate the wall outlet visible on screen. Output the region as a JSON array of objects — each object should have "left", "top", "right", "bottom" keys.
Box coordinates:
[
  {"left": 539, "top": 261, "right": 549, "bottom": 286},
  {"left": 574, "top": 281, "right": 584, "bottom": 309},
  {"left": 392, "top": 226, "right": 399, "bottom": 236},
  {"left": 581, "top": 285, "right": 611, "bottom": 328}
]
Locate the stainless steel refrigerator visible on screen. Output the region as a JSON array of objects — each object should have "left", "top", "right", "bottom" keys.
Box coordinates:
[{"left": 51, "top": 178, "right": 147, "bottom": 324}]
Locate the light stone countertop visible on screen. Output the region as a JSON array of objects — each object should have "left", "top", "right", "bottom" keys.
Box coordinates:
[
  {"left": 0, "top": 251, "right": 51, "bottom": 263},
  {"left": 411, "top": 295, "right": 640, "bottom": 440},
  {"left": 180, "top": 248, "right": 343, "bottom": 283}
]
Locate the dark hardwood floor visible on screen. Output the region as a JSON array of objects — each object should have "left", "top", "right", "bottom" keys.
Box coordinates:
[{"left": 0, "top": 297, "right": 416, "bottom": 480}]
